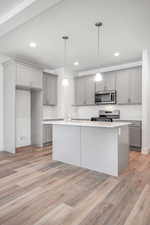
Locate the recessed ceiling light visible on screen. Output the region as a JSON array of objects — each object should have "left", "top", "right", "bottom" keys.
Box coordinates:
[
  {"left": 74, "top": 61, "right": 79, "bottom": 66},
  {"left": 114, "top": 52, "right": 120, "bottom": 57},
  {"left": 29, "top": 42, "right": 37, "bottom": 48}
]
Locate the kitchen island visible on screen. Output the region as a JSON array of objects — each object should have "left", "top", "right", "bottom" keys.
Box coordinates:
[{"left": 43, "top": 120, "right": 130, "bottom": 176}]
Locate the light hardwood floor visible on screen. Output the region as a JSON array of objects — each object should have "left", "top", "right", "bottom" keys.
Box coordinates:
[{"left": 0, "top": 146, "right": 150, "bottom": 225}]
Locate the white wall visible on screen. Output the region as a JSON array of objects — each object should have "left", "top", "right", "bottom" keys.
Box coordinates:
[
  {"left": 0, "top": 64, "right": 3, "bottom": 151},
  {"left": 142, "top": 49, "right": 150, "bottom": 154},
  {"left": 16, "top": 89, "right": 31, "bottom": 147},
  {"left": 43, "top": 106, "right": 58, "bottom": 119}
]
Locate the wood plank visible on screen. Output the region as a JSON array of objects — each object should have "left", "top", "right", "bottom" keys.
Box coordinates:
[
  {"left": 124, "top": 184, "right": 150, "bottom": 225},
  {"left": 0, "top": 145, "right": 149, "bottom": 225}
]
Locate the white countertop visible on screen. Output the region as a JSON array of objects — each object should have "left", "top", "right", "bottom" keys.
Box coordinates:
[{"left": 43, "top": 120, "right": 131, "bottom": 128}]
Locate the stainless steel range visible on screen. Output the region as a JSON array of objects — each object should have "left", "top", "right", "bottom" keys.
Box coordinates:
[{"left": 91, "top": 110, "right": 120, "bottom": 122}]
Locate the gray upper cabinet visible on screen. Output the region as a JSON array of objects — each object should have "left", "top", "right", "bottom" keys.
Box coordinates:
[
  {"left": 75, "top": 75, "right": 95, "bottom": 106},
  {"left": 129, "top": 67, "right": 142, "bottom": 104},
  {"left": 96, "top": 71, "right": 116, "bottom": 92},
  {"left": 95, "top": 75, "right": 105, "bottom": 91},
  {"left": 116, "top": 69, "right": 129, "bottom": 104},
  {"left": 85, "top": 75, "right": 95, "bottom": 105},
  {"left": 75, "top": 76, "right": 86, "bottom": 105},
  {"left": 16, "top": 63, "right": 43, "bottom": 89},
  {"left": 43, "top": 73, "right": 57, "bottom": 106},
  {"left": 75, "top": 66, "right": 142, "bottom": 106},
  {"left": 104, "top": 71, "right": 116, "bottom": 90},
  {"left": 116, "top": 67, "right": 142, "bottom": 105}
]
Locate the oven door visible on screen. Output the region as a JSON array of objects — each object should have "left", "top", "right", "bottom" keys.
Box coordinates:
[{"left": 95, "top": 91, "right": 116, "bottom": 104}]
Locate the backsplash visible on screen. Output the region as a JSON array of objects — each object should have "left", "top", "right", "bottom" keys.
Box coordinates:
[
  {"left": 74, "top": 104, "right": 142, "bottom": 121},
  {"left": 43, "top": 106, "right": 58, "bottom": 119}
]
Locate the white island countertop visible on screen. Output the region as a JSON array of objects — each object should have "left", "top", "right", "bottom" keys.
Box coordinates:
[{"left": 43, "top": 120, "right": 131, "bottom": 128}]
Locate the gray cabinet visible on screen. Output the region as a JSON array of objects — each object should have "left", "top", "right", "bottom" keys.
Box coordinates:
[
  {"left": 116, "top": 67, "right": 142, "bottom": 105},
  {"left": 75, "top": 75, "right": 95, "bottom": 106},
  {"left": 43, "top": 125, "right": 52, "bottom": 144},
  {"left": 129, "top": 121, "right": 142, "bottom": 149},
  {"left": 75, "top": 76, "right": 86, "bottom": 105},
  {"left": 130, "top": 126, "right": 141, "bottom": 148},
  {"left": 129, "top": 67, "right": 142, "bottom": 104},
  {"left": 96, "top": 71, "right": 116, "bottom": 92},
  {"left": 116, "top": 69, "right": 129, "bottom": 104},
  {"left": 43, "top": 73, "right": 57, "bottom": 106},
  {"left": 118, "top": 120, "right": 142, "bottom": 150},
  {"left": 16, "top": 63, "right": 43, "bottom": 89}
]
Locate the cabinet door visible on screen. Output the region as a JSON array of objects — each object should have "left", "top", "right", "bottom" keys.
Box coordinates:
[
  {"left": 85, "top": 75, "right": 95, "bottom": 105},
  {"left": 16, "top": 64, "right": 31, "bottom": 87},
  {"left": 47, "top": 125, "right": 52, "bottom": 142},
  {"left": 129, "top": 67, "right": 142, "bottom": 104},
  {"left": 53, "top": 125, "right": 81, "bottom": 166},
  {"left": 116, "top": 69, "right": 129, "bottom": 104},
  {"left": 43, "top": 75, "right": 47, "bottom": 105},
  {"left": 47, "top": 75, "right": 57, "bottom": 105},
  {"left": 30, "top": 68, "right": 42, "bottom": 89},
  {"left": 129, "top": 126, "right": 141, "bottom": 148},
  {"left": 43, "top": 125, "right": 47, "bottom": 143},
  {"left": 16, "top": 63, "right": 42, "bottom": 89},
  {"left": 43, "top": 73, "right": 57, "bottom": 106},
  {"left": 95, "top": 73, "right": 105, "bottom": 92},
  {"left": 104, "top": 71, "right": 116, "bottom": 90},
  {"left": 75, "top": 77, "right": 86, "bottom": 105}
]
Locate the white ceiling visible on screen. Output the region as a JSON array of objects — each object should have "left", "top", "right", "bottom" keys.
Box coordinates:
[
  {"left": 0, "top": 0, "right": 149, "bottom": 71},
  {"left": 0, "top": 0, "right": 24, "bottom": 17}
]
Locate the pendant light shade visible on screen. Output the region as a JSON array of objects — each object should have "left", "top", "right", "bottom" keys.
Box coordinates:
[
  {"left": 62, "top": 78, "right": 69, "bottom": 86},
  {"left": 62, "top": 36, "right": 69, "bottom": 87},
  {"left": 95, "top": 22, "right": 103, "bottom": 82},
  {"left": 95, "top": 72, "right": 103, "bottom": 82}
]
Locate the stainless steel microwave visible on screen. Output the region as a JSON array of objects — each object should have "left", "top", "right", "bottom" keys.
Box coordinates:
[{"left": 95, "top": 90, "right": 116, "bottom": 105}]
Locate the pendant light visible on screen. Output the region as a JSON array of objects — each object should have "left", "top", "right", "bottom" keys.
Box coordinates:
[
  {"left": 95, "top": 22, "right": 103, "bottom": 82},
  {"left": 62, "top": 36, "right": 69, "bottom": 86}
]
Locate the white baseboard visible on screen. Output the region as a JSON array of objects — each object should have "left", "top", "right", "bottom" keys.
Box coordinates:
[{"left": 142, "top": 147, "right": 150, "bottom": 155}]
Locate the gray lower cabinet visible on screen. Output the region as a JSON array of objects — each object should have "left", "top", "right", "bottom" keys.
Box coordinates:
[
  {"left": 118, "top": 120, "right": 142, "bottom": 150},
  {"left": 116, "top": 67, "right": 142, "bottom": 105},
  {"left": 43, "top": 72, "right": 57, "bottom": 106},
  {"left": 43, "top": 125, "right": 52, "bottom": 144},
  {"left": 75, "top": 75, "right": 95, "bottom": 105},
  {"left": 129, "top": 121, "right": 142, "bottom": 150},
  {"left": 129, "top": 126, "right": 141, "bottom": 148}
]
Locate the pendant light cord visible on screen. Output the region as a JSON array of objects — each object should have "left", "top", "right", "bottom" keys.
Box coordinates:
[
  {"left": 95, "top": 22, "right": 103, "bottom": 66},
  {"left": 62, "top": 36, "right": 69, "bottom": 73},
  {"left": 97, "top": 25, "right": 100, "bottom": 57}
]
